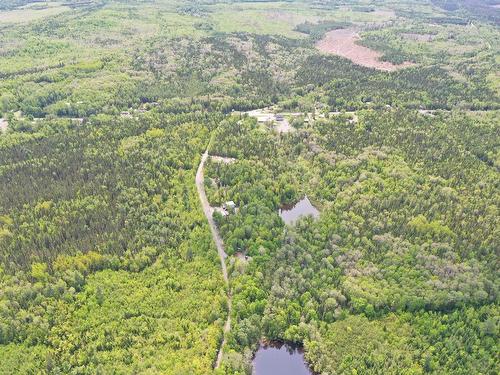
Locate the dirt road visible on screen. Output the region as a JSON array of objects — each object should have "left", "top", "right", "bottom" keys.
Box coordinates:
[{"left": 195, "top": 150, "right": 231, "bottom": 368}]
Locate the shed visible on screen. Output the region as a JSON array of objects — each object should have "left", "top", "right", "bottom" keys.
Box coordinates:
[{"left": 223, "top": 201, "right": 236, "bottom": 212}]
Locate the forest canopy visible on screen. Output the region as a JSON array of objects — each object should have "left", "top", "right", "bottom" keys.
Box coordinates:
[{"left": 0, "top": 0, "right": 498, "bottom": 374}]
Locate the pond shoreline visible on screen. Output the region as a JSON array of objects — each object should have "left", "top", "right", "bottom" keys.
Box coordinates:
[
  {"left": 279, "top": 195, "right": 320, "bottom": 225},
  {"left": 252, "top": 339, "right": 315, "bottom": 375}
]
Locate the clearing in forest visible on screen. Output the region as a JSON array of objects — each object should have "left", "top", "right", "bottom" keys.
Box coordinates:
[
  {"left": 0, "top": 119, "right": 7, "bottom": 133},
  {"left": 316, "top": 28, "right": 414, "bottom": 71},
  {"left": 0, "top": 2, "right": 70, "bottom": 24}
]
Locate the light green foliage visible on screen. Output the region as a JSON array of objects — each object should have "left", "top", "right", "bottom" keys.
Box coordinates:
[
  {"left": 0, "top": 108, "right": 227, "bottom": 373},
  {"left": 306, "top": 306, "right": 499, "bottom": 375},
  {"left": 49, "top": 260, "right": 225, "bottom": 374},
  {"left": 208, "top": 110, "right": 498, "bottom": 373},
  {"left": 0, "top": 0, "right": 498, "bottom": 374}
]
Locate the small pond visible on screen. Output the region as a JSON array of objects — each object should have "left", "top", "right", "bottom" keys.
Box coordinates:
[
  {"left": 279, "top": 196, "right": 319, "bottom": 225},
  {"left": 253, "top": 342, "right": 312, "bottom": 375}
]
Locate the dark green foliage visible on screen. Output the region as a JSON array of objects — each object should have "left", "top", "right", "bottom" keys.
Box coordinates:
[
  {"left": 210, "top": 109, "right": 499, "bottom": 373},
  {"left": 0, "top": 109, "right": 227, "bottom": 373},
  {"left": 1, "top": 1, "right": 499, "bottom": 374},
  {"left": 295, "top": 20, "right": 351, "bottom": 41},
  {"left": 297, "top": 58, "right": 498, "bottom": 110}
]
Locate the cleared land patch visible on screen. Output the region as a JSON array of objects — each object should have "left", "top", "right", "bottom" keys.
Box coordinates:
[
  {"left": 316, "top": 28, "right": 415, "bottom": 71},
  {"left": 0, "top": 3, "right": 69, "bottom": 24},
  {"left": 0, "top": 118, "right": 7, "bottom": 133}
]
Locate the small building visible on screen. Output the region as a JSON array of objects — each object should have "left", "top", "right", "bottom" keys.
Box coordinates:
[
  {"left": 214, "top": 207, "right": 228, "bottom": 217},
  {"left": 275, "top": 114, "right": 284, "bottom": 121},
  {"left": 256, "top": 114, "right": 274, "bottom": 123},
  {"left": 223, "top": 201, "right": 236, "bottom": 213}
]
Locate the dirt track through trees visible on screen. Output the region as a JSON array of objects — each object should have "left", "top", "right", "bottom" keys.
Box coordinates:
[{"left": 195, "top": 150, "right": 231, "bottom": 369}]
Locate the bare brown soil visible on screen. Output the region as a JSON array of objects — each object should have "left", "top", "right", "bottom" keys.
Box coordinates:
[{"left": 316, "top": 28, "right": 414, "bottom": 71}]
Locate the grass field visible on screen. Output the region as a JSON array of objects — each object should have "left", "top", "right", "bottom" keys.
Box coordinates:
[
  {"left": 208, "top": 1, "right": 397, "bottom": 38},
  {"left": 0, "top": 1, "right": 69, "bottom": 24}
]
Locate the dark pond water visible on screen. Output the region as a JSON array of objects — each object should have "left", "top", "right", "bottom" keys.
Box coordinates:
[
  {"left": 279, "top": 196, "right": 319, "bottom": 225},
  {"left": 253, "top": 342, "right": 312, "bottom": 375}
]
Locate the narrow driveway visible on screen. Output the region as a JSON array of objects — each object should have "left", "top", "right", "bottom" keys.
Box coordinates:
[{"left": 195, "top": 149, "right": 231, "bottom": 368}]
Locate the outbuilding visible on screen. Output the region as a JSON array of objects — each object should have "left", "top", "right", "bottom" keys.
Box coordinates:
[{"left": 223, "top": 201, "right": 236, "bottom": 212}]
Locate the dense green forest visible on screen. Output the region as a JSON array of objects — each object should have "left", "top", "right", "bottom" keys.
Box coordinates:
[{"left": 0, "top": 0, "right": 498, "bottom": 374}]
